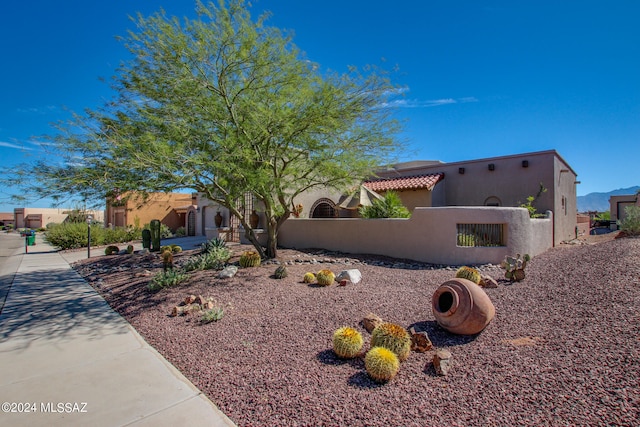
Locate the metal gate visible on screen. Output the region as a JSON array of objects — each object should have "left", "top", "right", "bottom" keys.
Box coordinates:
[{"left": 227, "top": 193, "right": 255, "bottom": 242}]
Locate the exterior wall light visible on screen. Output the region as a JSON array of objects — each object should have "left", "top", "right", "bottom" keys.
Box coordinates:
[
  {"left": 488, "top": 163, "right": 495, "bottom": 171},
  {"left": 522, "top": 160, "right": 529, "bottom": 168},
  {"left": 458, "top": 167, "right": 465, "bottom": 174}
]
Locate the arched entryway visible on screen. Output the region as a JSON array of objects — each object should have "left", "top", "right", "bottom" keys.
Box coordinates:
[
  {"left": 187, "top": 210, "right": 196, "bottom": 236},
  {"left": 310, "top": 198, "right": 338, "bottom": 218}
]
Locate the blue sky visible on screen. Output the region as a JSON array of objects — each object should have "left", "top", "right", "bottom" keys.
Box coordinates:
[{"left": 1, "top": 0, "right": 639, "bottom": 211}]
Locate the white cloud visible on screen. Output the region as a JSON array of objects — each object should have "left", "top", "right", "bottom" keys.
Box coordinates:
[
  {"left": 0, "top": 140, "right": 34, "bottom": 150},
  {"left": 16, "top": 105, "right": 58, "bottom": 114},
  {"left": 384, "top": 97, "right": 479, "bottom": 109}
]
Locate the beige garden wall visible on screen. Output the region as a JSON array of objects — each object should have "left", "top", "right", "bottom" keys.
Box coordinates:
[{"left": 278, "top": 207, "right": 553, "bottom": 265}]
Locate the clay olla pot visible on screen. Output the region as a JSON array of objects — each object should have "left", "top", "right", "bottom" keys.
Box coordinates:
[{"left": 432, "top": 278, "right": 496, "bottom": 335}]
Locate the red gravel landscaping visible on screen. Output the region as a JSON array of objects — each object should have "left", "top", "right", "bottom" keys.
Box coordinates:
[{"left": 72, "top": 236, "right": 640, "bottom": 427}]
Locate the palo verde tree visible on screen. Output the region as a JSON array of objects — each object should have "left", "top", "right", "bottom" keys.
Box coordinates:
[{"left": 4, "top": 0, "right": 403, "bottom": 258}]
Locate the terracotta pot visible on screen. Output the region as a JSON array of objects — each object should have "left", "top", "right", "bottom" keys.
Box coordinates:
[
  {"left": 431, "top": 278, "right": 495, "bottom": 335},
  {"left": 249, "top": 210, "right": 259, "bottom": 229}
]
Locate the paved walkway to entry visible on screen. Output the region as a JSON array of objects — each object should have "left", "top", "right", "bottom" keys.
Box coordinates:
[{"left": 0, "top": 233, "right": 236, "bottom": 426}]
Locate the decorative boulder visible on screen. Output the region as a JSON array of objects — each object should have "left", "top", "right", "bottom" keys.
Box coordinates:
[
  {"left": 336, "top": 269, "right": 362, "bottom": 285},
  {"left": 218, "top": 266, "right": 238, "bottom": 279},
  {"left": 362, "top": 313, "right": 383, "bottom": 333},
  {"left": 409, "top": 327, "right": 433, "bottom": 352},
  {"left": 433, "top": 349, "right": 453, "bottom": 376}
]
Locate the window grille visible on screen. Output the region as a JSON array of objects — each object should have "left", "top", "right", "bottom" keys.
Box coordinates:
[{"left": 456, "top": 223, "right": 505, "bottom": 247}]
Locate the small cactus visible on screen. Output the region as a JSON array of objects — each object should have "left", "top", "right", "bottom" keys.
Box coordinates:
[
  {"left": 171, "top": 244, "right": 182, "bottom": 253},
  {"left": 162, "top": 250, "right": 174, "bottom": 271},
  {"left": 316, "top": 269, "right": 335, "bottom": 286},
  {"left": 105, "top": 245, "right": 119, "bottom": 255},
  {"left": 274, "top": 265, "right": 288, "bottom": 279},
  {"left": 126, "top": 244, "right": 134, "bottom": 254},
  {"left": 239, "top": 251, "right": 261, "bottom": 268},
  {"left": 455, "top": 266, "right": 481, "bottom": 284},
  {"left": 303, "top": 272, "right": 316, "bottom": 283},
  {"left": 500, "top": 253, "right": 530, "bottom": 282},
  {"left": 371, "top": 322, "right": 412, "bottom": 361},
  {"left": 332, "top": 326, "right": 364, "bottom": 359},
  {"left": 365, "top": 346, "right": 400, "bottom": 383}
]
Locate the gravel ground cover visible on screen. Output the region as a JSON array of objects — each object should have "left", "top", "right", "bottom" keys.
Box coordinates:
[{"left": 72, "top": 236, "right": 640, "bottom": 427}]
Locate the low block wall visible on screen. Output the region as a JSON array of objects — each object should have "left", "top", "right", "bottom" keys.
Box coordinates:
[{"left": 278, "top": 207, "right": 553, "bottom": 265}]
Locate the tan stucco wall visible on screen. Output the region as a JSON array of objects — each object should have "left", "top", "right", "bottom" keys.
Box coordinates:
[
  {"left": 279, "top": 207, "right": 552, "bottom": 265},
  {"left": 105, "top": 192, "right": 194, "bottom": 231},
  {"left": 610, "top": 194, "right": 640, "bottom": 229},
  {"left": 14, "top": 208, "right": 105, "bottom": 229}
]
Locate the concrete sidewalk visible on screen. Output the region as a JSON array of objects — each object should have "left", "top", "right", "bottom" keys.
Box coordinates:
[{"left": 0, "top": 234, "right": 236, "bottom": 426}]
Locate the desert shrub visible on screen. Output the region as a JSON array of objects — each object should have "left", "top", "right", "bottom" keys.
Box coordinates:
[
  {"left": 183, "top": 247, "right": 231, "bottom": 271},
  {"left": 201, "top": 306, "right": 225, "bottom": 323},
  {"left": 148, "top": 269, "right": 189, "bottom": 291},
  {"left": 175, "top": 226, "right": 186, "bottom": 237},
  {"left": 359, "top": 191, "right": 411, "bottom": 219},
  {"left": 101, "top": 226, "right": 141, "bottom": 245},
  {"left": 619, "top": 206, "right": 640, "bottom": 236},
  {"left": 45, "top": 223, "right": 141, "bottom": 250}
]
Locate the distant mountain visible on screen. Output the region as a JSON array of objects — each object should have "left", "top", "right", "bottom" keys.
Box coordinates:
[{"left": 577, "top": 186, "right": 640, "bottom": 212}]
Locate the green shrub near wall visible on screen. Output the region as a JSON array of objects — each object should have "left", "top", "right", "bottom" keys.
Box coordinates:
[{"left": 45, "top": 223, "right": 142, "bottom": 250}]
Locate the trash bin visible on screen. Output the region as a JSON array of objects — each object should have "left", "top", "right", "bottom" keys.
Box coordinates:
[{"left": 26, "top": 234, "right": 36, "bottom": 246}]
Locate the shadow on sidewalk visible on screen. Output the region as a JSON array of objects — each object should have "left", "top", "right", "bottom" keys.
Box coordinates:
[{"left": 0, "top": 267, "right": 129, "bottom": 351}]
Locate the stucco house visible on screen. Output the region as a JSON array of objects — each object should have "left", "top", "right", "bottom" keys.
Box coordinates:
[
  {"left": 14, "top": 208, "right": 105, "bottom": 229},
  {"left": 195, "top": 150, "right": 578, "bottom": 254},
  {"left": 105, "top": 192, "right": 198, "bottom": 234},
  {"left": 609, "top": 193, "right": 639, "bottom": 230},
  {"left": 289, "top": 150, "right": 578, "bottom": 246}
]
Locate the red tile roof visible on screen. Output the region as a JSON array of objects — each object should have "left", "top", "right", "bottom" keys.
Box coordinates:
[{"left": 364, "top": 173, "right": 444, "bottom": 192}]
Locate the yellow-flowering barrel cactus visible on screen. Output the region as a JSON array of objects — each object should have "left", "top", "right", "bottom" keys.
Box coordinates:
[
  {"left": 303, "top": 272, "right": 316, "bottom": 283},
  {"left": 455, "top": 266, "right": 481, "bottom": 285},
  {"left": 316, "top": 269, "right": 335, "bottom": 286},
  {"left": 332, "top": 326, "right": 364, "bottom": 359},
  {"left": 371, "top": 322, "right": 412, "bottom": 361},
  {"left": 365, "top": 346, "right": 400, "bottom": 382},
  {"left": 239, "top": 251, "right": 261, "bottom": 268}
]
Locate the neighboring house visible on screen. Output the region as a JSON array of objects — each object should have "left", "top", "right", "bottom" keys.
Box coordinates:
[
  {"left": 0, "top": 212, "right": 15, "bottom": 228},
  {"left": 105, "top": 192, "right": 198, "bottom": 234},
  {"left": 609, "top": 193, "right": 640, "bottom": 230},
  {"left": 14, "top": 208, "right": 105, "bottom": 229}
]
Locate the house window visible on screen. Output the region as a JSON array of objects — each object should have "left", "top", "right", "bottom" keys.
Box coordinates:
[
  {"left": 310, "top": 198, "right": 337, "bottom": 218},
  {"left": 457, "top": 223, "right": 505, "bottom": 247}
]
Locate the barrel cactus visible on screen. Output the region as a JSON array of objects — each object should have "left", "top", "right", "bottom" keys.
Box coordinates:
[
  {"left": 332, "top": 326, "right": 364, "bottom": 359},
  {"left": 239, "top": 251, "right": 261, "bottom": 268},
  {"left": 455, "top": 266, "right": 481, "bottom": 285},
  {"left": 105, "top": 245, "right": 119, "bottom": 255},
  {"left": 274, "top": 265, "right": 288, "bottom": 279},
  {"left": 126, "top": 244, "right": 134, "bottom": 254},
  {"left": 371, "top": 322, "right": 412, "bottom": 361},
  {"left": 365, "top": 346, "right": 400, "bottom": 383},
  {"left": 303, "top": 272, "right": 316, "bottom": 283},
  {"left": 316, "top": 269, "right": 335, "bottom": 286}
]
